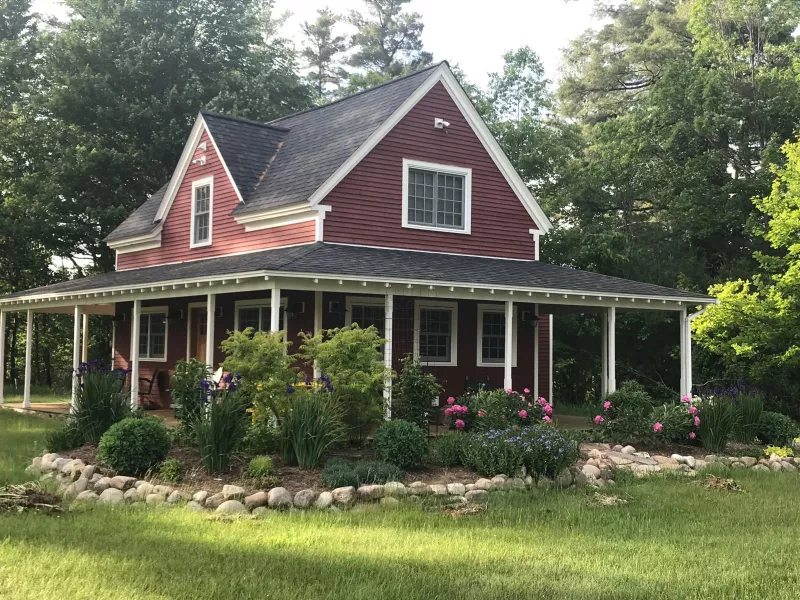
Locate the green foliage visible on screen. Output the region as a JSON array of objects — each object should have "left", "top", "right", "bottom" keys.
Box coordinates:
[
  {"left": 649, "top": 403, "right": 694, "bottom": 443},
  {"left": 299, "top": 325, "right": 390, "bottom": 442},
  {"left": 450, "top": 389, "right": 550, "bottom": 432},
  {"left": 392, "top": 356, "right": 441, "bottom": 429},
  {"left": 72, "top": 362, "right": 131, "bottom": 444},
  {"left": 245, "top": 456, "right": 273, "bottom": 478},
  {"left": 320, "top": 458, "right": 404, "bottom": 489},
  {"left": 158, "top": 458, "right": 182, "bottom": 483},
  {"left": 594, "top": 381, "right": 655, "bottom": 443},
  {"left": 44, "top": 419, "right": 84, "bottom": 453},
  {"left": 170, "top": 359, "right": 210, "bottom": 423},
  {"left": 757, "top": 411, "right": 798, "bottom": 446},
  {"left": 301, "top": 8, "right": 348, "bottom": 100},
  {"left": 192, "top": 389, "right": 249, "bottom": 473},
  {"left": 97, "top": 417, "right": 171, "bottom": 476},
  {"left": 429, "top": 432, "right": 465, "bottom": 468},
  {"left": 696, "top": 397, "right": 737, "bottom": 453},
  {"left": 733, "top": 392, "right": 764, "bottom": 443},
  {"left": 280, "top": 388, "right": 346, "bottom": 468},
  {"left": 241, "top": 420, "right": 281, "bottom": 455},
  {"left": 373, "top": 419, "right": 427, "bottom": 469},
  {"left": 764, "top": 445, "right": 794, "bottom": 459}
]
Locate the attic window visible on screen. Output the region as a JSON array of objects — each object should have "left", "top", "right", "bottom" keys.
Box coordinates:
[
  {"left": 402, "top": 159, "right": 471, "bottom": 234},
  {"left": 191, "top": 176, "right": 213, "bottom": 248}
]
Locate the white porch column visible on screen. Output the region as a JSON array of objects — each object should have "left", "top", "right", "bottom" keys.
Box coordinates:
[
  {"left": 549, "top": 314, "right": 554, "bottom": 405},
  {"left": 607, "top": 307, "right": 616, "bottom": 394},
  {"left": 71, "top": 306, "right": 83, "bottom": 413},
  {"left": 23, "top": 309, "right": 33, "bottom": 408},
  {"left": 601, "top": 311, "right": 608, "bottom": 397},
  {"left": 313, "top": 290, "right": 323, "bottom": 379},
  {"left": 206, "top": 293, "right": 216, "bottom": 370},
  {"left": 504, "top": 300, "right": 514, "bottom": 391},
  {"left": 0, "top": 311, "right": 5, "bottom": 406},
  {"left": 383, "top": 293, "right": 394, "bottom": 420},
  {"left": 130, "top": 300, "right": 141, "bottom": 410},
  {"left": 679, "top": 307, "right": 690, "bottom": 398},
  {"left": 270, "top": 284, "right": 281, "bottom": 332},
  {"left": 533, "top": 305, "right": 540, "bottom": 399},
  {"left": 81, "top": 312, "right": 89, "bottom": 363}
]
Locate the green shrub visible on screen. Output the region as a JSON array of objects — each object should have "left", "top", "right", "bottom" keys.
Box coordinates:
[
  {"left": 321, "top": 459, "right": 404, "bottom": 488},
  {"left": 392, "top": 356, "right": 441, "bottom": 429},
  {"left": 649, "top": 403, "right": 694, "bottom": 443},
  {"left": 733, "top": 392, "right": 764, "bottom": 443},
  {"left": 158, "top": 458, "right": 182, "bottom": 482},
  {"left": 764, "top": 445, "right": 794, "bottom": 458},
  {"left": 241, "top": 420, "right": 281, "bottom": 455},
  {"left": 281, "top": 388, "right": 346, "bottom": 468},
  {"left": 696, "top": 396, "right": 737, "bottom": 452},
  {"left": 97, "top": 417, "right": 171, "bottom": 475},
  {"left": 192, "top": 387, "right": 249, "bottom": 473},
  {"left": 245, "top": 456, "right": 273, "bottom": 478},
  {"left": 45, "top": 419, "right": 85, "bottom": 452},
  {"left": 594, "top": 381, "right": 654, "bottom": 442},
  {"left": 429, "top": 432, "right": 464, "bottom": 467},
  {"left": 170, "top": 359, "right": 210, "bottom": 423},
  {"left": 374, "top": 419, "right": 427, "bottom": 469},
  {"left": 757, "top": 411, "right": 798, "bottom": 446},
  {"left": 461, "top": 429, "right": 524, "bottom": 476},
  {"left": 72, "top": 361, "right": 131, "bottom": 444},
  {"left": 449, "top": 388, "right": 550, "bottom": 432}
]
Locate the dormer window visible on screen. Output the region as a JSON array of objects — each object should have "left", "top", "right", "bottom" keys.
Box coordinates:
[
  {"left": 402, "top": 159, "right": 471, "bottom": 234},
  {"left": 191, "top": 177, "right": 213, "bottom": 248}
]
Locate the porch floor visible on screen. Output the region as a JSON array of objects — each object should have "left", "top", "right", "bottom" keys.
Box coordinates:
[{"left": 1, "top": 403, "right": 178, "bottom": 426}]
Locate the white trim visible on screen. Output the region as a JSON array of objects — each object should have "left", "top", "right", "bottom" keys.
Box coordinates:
[
  {"left": 476, "top": 303, "right": 518, "bottom": 368},
  {"left": 71, "top": 306, "right": 82, "bottom": 412},
  {"left": 529, "top": 229, "right": 540, "bottom": 261},
  {"left": 413, "top": 299, "right": 458, "bottom": 366},
  {"left": 503, "top": 300, "right": 514, "bottom": 390},
  {"left": 326, "top": 241, "right": 535, "bottom": 263},
  {"left": 402, "top": 159, "right": 472, "bottom": 235},
  {"left": 130, "top": 300, "right": 141, "bottom": 409},
  {"left": 190, "top": 176, "right": 214, "bottom": 248},
  {"left": 234, "top": 202, "right": 331, "bottom": 233},
  {"left": 313, "top": 290, "right": 323, "bottom": 378},
  {"left": 548, "top": 313, "right": 554, "bottom": 404},
  {"left": 533, "top": 304, "right": 539, "bottom": 399},
  {"left": 315, "top": 206, "right": 329, "bottom": 241},
  {"left": 383, "top": 293, "right": 393, "bottom": 420},
  {"left": 107, "top": 224, "right": 163, "bottom": 253},
  {"left": 345, "top": 295, "right": 386, "bottom": 328},
  {"left": 233, "top": 297, "right": 288, "bottom": 342},
  {"left": 81, "top": 312, "right": 89, "bottom": 364},
  {"left": 23, "top": 309, "right": 32, "bottom": 407},
  {"left": 606, "top": 307, "right": 615, "bottom": 394},
  {"left": 205, "top": 294, "right": 216, "bottom": 369},
  {"left": 138, "top": 305, "right": 169, "bottom": 362}
]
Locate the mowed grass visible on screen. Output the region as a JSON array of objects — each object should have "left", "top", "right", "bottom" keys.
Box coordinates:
[
  {"left": 0, "top": 409, "right": 59, "bottom": 485},
  {"left": 1, "top": 412, "right": 799, "bottom": 600},
  {"left": 3, "top": 384, "right": 70, "bottom": 403}
]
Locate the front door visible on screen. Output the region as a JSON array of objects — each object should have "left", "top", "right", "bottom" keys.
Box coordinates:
[{"left": 190, "top": 308, "right": 207, "bottom": 362}]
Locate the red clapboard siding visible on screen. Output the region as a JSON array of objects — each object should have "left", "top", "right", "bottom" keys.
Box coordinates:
[
  {"left": 116, "top": 131, "right": 316, "bottom": 271},
  {"left": 321, "top": 82, "right": 539, "bottom": 260}
]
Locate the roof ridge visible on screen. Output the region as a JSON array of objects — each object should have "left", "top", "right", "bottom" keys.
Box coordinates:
[
  {"left": 268, "top": 62, "right": 446, "bottom": 124},
  {"left": 200, "top": 109, "right": 290, "bottom": 132}
]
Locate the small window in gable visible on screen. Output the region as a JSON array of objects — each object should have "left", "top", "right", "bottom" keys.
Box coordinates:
[
  {"left": 191, "top": 177, "right": 213, "bottom": 248},
  {"left": 402, "top": 159, "right": 471, "bottom": 234}
]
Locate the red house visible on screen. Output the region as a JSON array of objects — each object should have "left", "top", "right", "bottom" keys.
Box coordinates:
[{"left": 0, "top": 62, "right": 714, "bottom": 411}]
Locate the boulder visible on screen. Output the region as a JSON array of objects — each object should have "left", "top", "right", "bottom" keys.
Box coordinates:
[
  {"left": 771, "top": 461, "right": 783, "bottom": 472},
  {"left": 29, "top": 457, "right": 42, "bottom": 472},
  {"left": 781, "top": 461, "right": 796, "bottom": 472},
  {"left": 167, "top": 490, "right": 191, "bottom": 504},
  {"left": 134, "top": 479, "right": 148, "bottom": 489},
  {"left": 446, "top": 483, "right": 466, "bottom": 496},
  {"left": 244, "top": 491, "right": 269, "bottom": 510},
  {"left": 192, "top": 490, "right": 210, "bottom": 505},
  {"left": 380, "top": 497, "right": 400, "bottom": 508},
  {"left": 252, "top": 506, "right": 269, "bottom": 517},
  {"left": 730, "top": 461, "right": 746, "bottom": 469},
  {"left": 489, "top": 475, "right": 507, "bottom": 490},
  {"left": 383, "top": 482, "right": 407, "bottom": 497},
  {"left": 513, "top": 466, "right": 527, "bottom": 478},
  {"left": 110, "top": 476, "right": 137, "bottom": 490},
  {"left": 612, "top": 445, "right": 623, "bottom": 452},
  {"left": 73, "top": 491, "right": 99, "bottom": 504},
  {"left": 507, "top": 477, "right": 526, "bottom": 490},
  {"left": 90, "top": 474, "right": 102, "bottom": 484},
  {"left": 524, "top": 475, "right": 534, "bottom": 487},
  {"left": 769, "top": 453, "right": 782, "bottom": 463},
  {"left": 204, "top": 492, "right": 226, "bottom": 509},
  {"left": 145, "top": 493, "right": 167, "bottom": 505},
  {"left": 81, "top": 465, "right": 97, "bottom": 480},
  {"left": 429, "top": 484, "right": 448, "bottom": 496},
  {"left": 556, "top": 469, "right": 573, "bottom": 488},
  {"left": 64, "top": 478, "right": 89, "bottom": 500},
  {"left": 408, "top": 481, "right": 430, "bottom": 495},
  {"left": 314, "top": 491, "right": 333, "bottom": 509},
  {"left": 137, "top": 483, "right": 155, "bottom": 501},
  {"left": 447, "top": 496, "right": 467, "bottom": 506},
  {"left": 684, "top": 456, "right": 696, "bottom": 469},
  {"left": 186, "top": 501, "right": 204, "bottom": 512},
  {"left": 621, "top": 445, "right": 636, "bottom": 455},
  {"left": 752, "top": 464, "right": 770, "bottom": 472},
  {"left": 123, "top": 488, "right": 139, "bottom": 503},
  {"left": 357, "top": 485, "right": 384, "bottom": 501},
  {"left": 152, "top": 485, "right": 174, "bottom": 496},
  {"left": 588, "top": 449, "right": 604, "bottom": 460},
  {"left": 267, "top": 487, "right": 293, "bottom": 509},
  {"left": 474, "top": 478, "right": 492, "bottom": 491},
  {"left": 740, "top": 457, "right": 758, "bottom": 468},
  {"left": 293, "top": 489, "right": 317, "bottom": 509},
  {"left": 465, "top": 489, "right": 489, "bottom": 503},
  {"left": 573, "top": 471, "right": 589, "bottom": 487},
  {"left": 98, "top": 488, "right": 125, "bottom": 505},
  {"left": 222, "top": 485, "right": 246, "bottom": 501},
  {"left": 582, "top": 464, "right": 602, "bottom": 479},
  {"left": 216, "top": 500, "right": 246, "bottom": 514},
  {"left": 537, "top": 477, "right": 554, "bottom": 489},
  {"left": 93, "top": 477, "right": 113, "bottom": 493}
]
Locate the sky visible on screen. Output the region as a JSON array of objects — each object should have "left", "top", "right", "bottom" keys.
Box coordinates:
[{"left": 31, "top": 0, "right": 602, "bottom": 87}]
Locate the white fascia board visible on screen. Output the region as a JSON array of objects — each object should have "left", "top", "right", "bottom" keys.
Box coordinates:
[
  {"left": 106, "top": 223, "right": 163, "bottom": 253},
  {"left": 234, "top": 203, "right": 331, "bottom": 232}
]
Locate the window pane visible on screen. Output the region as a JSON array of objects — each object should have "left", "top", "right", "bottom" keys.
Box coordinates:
[
  {"left": 149, "top": 313, "right": 166, "bottom": 359},
  {"left": 351, "top": 304, "right": 385, "bottom": 336},
  {"left": 138, "top": 315, "right": 149, "bottom": 358},
  {"left": 420, "top": 308, "right": 451, "bottom": 362},
  {"left": 481, "top": 311, "right": 505, "bottom": 363},
  {"left": 238, "top": 308, "right": 260, "bottom": 331}
]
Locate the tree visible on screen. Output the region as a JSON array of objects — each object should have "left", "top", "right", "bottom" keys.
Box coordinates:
[{"left": 301, "top": 7, "right": 348, "bottom": 101}]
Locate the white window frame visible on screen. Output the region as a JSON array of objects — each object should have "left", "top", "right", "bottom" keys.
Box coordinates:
[
  {"left": 476, "top": 303, "right": 518, "bottom": 368},
  {"left": 402, "top": 159, "right": 472, "bottom": 235},
  {"left": 413, "top": 300, "right": 458, "bottom": 367},
  {"left": 138, "top": 306, "right": 168, "bottom": 362},
  {"left": 190, "top": 176, "right": 214, "bottom": 248},
  {"left": 345, "top": 296, "right": 386, "bottom": 332},
  {"left": 233, "top": 298, "right": 288, "bottom": 343}
]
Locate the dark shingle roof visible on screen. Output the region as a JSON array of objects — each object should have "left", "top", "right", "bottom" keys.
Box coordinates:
[
  {"left": 1, "top": 243, "right": 712, "bottom": 302},
  {"left": 104, "top": 184, "right": 168, "bottom": 242}
]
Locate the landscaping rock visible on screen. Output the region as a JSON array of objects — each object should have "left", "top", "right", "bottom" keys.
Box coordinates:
[
  {"left": 90, "top": 474, "right": 102, "bottom": 484},
  {"left": 314, "top": 491, "right": 333, "bottom": 509},
  {"left": 293, "top": 489, "right": 317, "bottom": 509},
  {"left": 573, "top": 471, "right": 589, "bottom": 487},
  {"left": 612, "top": 445, "right": 623, "bottom": 452},
  {"left": 752, "top": 464, "right": 770, "bottom": 472},
  {"left": 268, "top": 487, "right": 293, "bottom": 509},
  {"left": 447, "top": 495, "right": 468, "bottom": 506},
  {"left": 380, "top": 497, "right": 400, "bottom": 508},
  {"left": 771, "top": 461, "right": 783, "bottom": 472},
  {"left": 588, "top": 449, "right": 604, "bottom": 460},
  {"left": 684, "top": 456, "right": 696, "bottom": 469},
  {"left": 513, "top": 466, "right": 527, "bottom": 478},
  {"left": 186, "top": 501, "right": 204, "bottom": 512},
  {"left": 204, "top": 492, "right": 226, "bottom": 509},
  {"left": 605, "top": 451, "right": 657, "bottom": 466},
  {"left": 137, "top": 483, "right": 154, "bottom": 501},
  {"left": 222, "top": 485, "right": 246, "bottom": 501},
  {"left": 244, "top": 491, "right": 269, "bottom": 510},
  {"left": 730, "top": 461, "right": 746, "bottom": 469},
  {"left": 430, "top": 484, "right": 448, "bottom": 495},
  {"left": 507, "top": 477, "right": 526, "bottom": 490},
  {"left": 74, "top": 491, "right": 99, "bottom": 504},
  {"left": 123, "top": 488, "right": 139, "bottom": 503},
  {"left": 332, "top": 486, "right": 356, "bottom": 506},
  {"left": 64, "top": 478, "right": 89, "bottom": 500},
  {"left": 408, "top": 481, "right": 430, "bottom": 495},
  {"left": 94, "top": 477, "right": 113, "bottom": 493},
  {"left": 167, "top": 490, "right": 191, "bottom": 504},
  {"left": 446, "top": 483, "right": 466, "bottom": 496},
  {"left": 621, "top": 445, "right": 636, "bottom": 455},
  {"left": 384, "top": 482, "right": 407, "bottom": 497},
  {"left": 781, "top": 461, "right": 796, "bottom": 472},
  {"left": 98, "top": 488, "right": 125, "bottom": 505},
  {"left": 556, "top": 469, "right": 573, "bottom": 487},
  {"left": 694, "top": 459, "right": 707, "bottom": 469},
  {"left": 192, "top": 490, "right": 210, "bottom": 505},
  {"left": 134, "top": 479, "right": 148, "bottom": 489},
  {"left": 537, "top": 477, "right": 554, "bottom": 489},
  {"left": 489, "top": 475, "right": 507, "bottom": 490},
  {"left": 474, "top": 478, "right": 492, "bottom": 491},
  {"left": 357, "top": 485, "right": 384, "bottom": 500},
  {"left": 741, "top": 457, "right": 758, "bottom": 467},
  {"left": 146, "top": 493, "right": 167, "bottom": 505},
  {"left": 153, "top": 485, "right": 174, "bottom": 496},
  {"left": 252, "top": 506, "right": 268, "bottom": 517},
  {"left": 582, "top": 464, "right": 602, "bottom": 480},
  {"left": 758, "top": 458, "right": 771, "bottom": 467},
  {"left": 465, "top": 489, "right": 489, "bottom": 503},
  {"left": 110, "top": 476, "right": 136, "bottom": 490},
  {"left": 81, "top": 465, "right": 97, "bottom": 480},
  {"left": 216, "top": 500, "right": 246, "bottom": 514}
]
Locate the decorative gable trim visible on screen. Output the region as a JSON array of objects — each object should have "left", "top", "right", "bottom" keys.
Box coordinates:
[
  {"left": 107, "top": 224, "right": 163, "bottom": 254},
  {"left": 233, "top": 202, "right": 331, "bottom": 233}
]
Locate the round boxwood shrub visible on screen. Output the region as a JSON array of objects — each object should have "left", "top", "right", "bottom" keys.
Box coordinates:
[
  {"left": 97, "top": 417, "right": 171, "bottom": 476},
  {"left": 757, "top": 411, "right": 798, "bottom": 446},
  {"left": 373, "top": 419, "right": 427, "bottom": 469}
]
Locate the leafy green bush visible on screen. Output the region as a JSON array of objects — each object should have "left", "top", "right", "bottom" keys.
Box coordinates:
[
  {"left": 374, "top": 419, "right": 427, "bottom": 469},
  {"left": 764, "top": 445, "right": 793, "bottom": 458},
  {"left": 97, "top": 417, "right": 171, "bottom": 475},
  {"left": 757, "top": 411, "right": 798, "bottom": 446},
  {"left": 461, "top": 429, "right": 524, "bottom": 476},
  {"left": 733, "top": 391, "right": 764, "bottom": 443},
  {"left": 72, "top": 361, "right": 131, "bottom": 444},
  {"left": 696, "top": 396, "right": 737, "bottom": 452},
  {"left": 192, "top": 386, "right": 250, "bottom": 473},
  {"left": 245, "top": 456, "right": 273, "bottom": 478},
  {"left": 594, "top": 381, "right": 654, "bottom": 442},
  {"left": 158, "top": 458, "right": 182, "bottom": 482},
  {"left": 392, "top": 356, "right": 441, "bottom": 428},
  {"left": 429, "top": 432, "right": 464, "bottom": 467},
  {"left": 281, "top": 387, "right": 346, "bottom": 468},
  {"left": 170, "top": 359, "right": 210, "bottom": 423},
  {"left": 241, "top": 419, "right": 281, "bottom": 455},
  {"left": 45, "top": 419, "right": 85, "bottom": 452},
  {"left": 321, "top": 459, "right": 404, "bottom": 488},
  {"left": 448, "top": 388, "right": 551, "bottom": 432},
  {"left": 649, "top": 403, "right": 694, "bottom": 443}
]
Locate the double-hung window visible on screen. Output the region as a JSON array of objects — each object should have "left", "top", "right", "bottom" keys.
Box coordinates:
[
  {"left": 414, "top": 301, "right": 458, "bottom": 366},
  {"left": 403, "top": 159, "right": 471, "bottom": 234},
  {"left": 345, "top": 297, "right": 385, "bottom": 337},
  {"left": 191, "top": 177, "right": 213, "bottom": 247},
  {"left": 477, "top": 304, "right": 517, "bottom": 367},
  {"left": 234, "top": 299, "right": 286, "bottom": 341},
  {"left": 139, "top": 308, "right": 168, "bottom": 361}
]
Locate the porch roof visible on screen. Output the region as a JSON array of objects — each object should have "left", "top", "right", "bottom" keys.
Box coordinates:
[{"left": 0, "top": 243, "right": 713, "bottom": 308}]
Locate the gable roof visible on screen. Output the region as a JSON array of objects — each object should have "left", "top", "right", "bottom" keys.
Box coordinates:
[{"left": 104, "top": 183, "right": 167, "bottom": 243}]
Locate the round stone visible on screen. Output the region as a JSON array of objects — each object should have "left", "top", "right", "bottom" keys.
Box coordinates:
[
  {"left": 216, "top": 500, "right": 246, "bottom": 514},
  {"left": 98, "top": 488, "right": 125, "bottom": 504},
  {"left": 267, "top": 487, "right": 293, "bottom": 509}
]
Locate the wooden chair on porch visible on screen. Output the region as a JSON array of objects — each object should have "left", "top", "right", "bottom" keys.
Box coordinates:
[
  {"left": 138, "top": 369, "right": 161, "bottom": 410},
  {"left": 464, "top": 375, "right": 493, "bottom": 394}
]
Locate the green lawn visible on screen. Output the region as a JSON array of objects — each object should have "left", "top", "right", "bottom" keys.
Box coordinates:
[
  {"left": 0, "top": 409, "right": 59, "bottom": 485},
  {"left": 3, "top": 384, "right": 70, "bottom": 403},
  {"left": 1, "top": 411, "right": 799, "bottom": 599}
]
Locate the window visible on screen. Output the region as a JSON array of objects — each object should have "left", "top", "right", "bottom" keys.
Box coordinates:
[
  {"left": 402, "top": 159, "right": 471, "bottom": 234},
  {"left": 477, "top": 304, "right": 518, "bottom": 367},
  {"left": 414, "top": 301, "right": 458, "bottom": 366},
  {"left": 345, "top": 297, "right": 385, "bottom": 337},
  {"left": 191, "top": 177, "right": 213, "bottom": 247},
  {"left": 138, "top": 309, "right": 168, "bottom": 361},
  {"left": 233, "top": 299, "right": 286, "bottom": 340}
]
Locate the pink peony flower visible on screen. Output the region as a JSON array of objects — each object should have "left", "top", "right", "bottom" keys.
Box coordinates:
[
  {"left": 446, "top": 396, "right": 456, "bottom": 405},
  {"left": 454, "top": 419, "right": 465, "bottom": 430},
  {"left": 478, "top": 409, "right": 487, "bottom": 417},
  {"left": 688, "top": 406, "right": 698, "bottom": 415},
  {"left": 544, "top": 404, "right": 553, "bottom": 415},
  {"left": 543, "top": 415, "right": 552, "bottom": 424},
  {"left": 506, "top": 388, "right": 513, "bottom": 394},
  {"left": 689, "top": 432, "right": 696, "bottom": 440},
  {"left": 537, "top": 397, "right": 547, "bottom": 406},
  {"left": 527, "top": 402, "right": 533, "bottom": 407},
  {"left": 694, "top": 416, "right": 701, "bottom": 427},
  {"left": 519, "top": 410, "right": 528, "bottom": 419},
  {"left": 653, "top": 422, "right": 663, "bottom": 433},
  {"left": 681, "top": 395, "right": 692, "bottom": 404},
  {"left": 444, "top": 407, "right": 453, "bottom": 417},
  {"left": 603, "top": 401, "right": 611, "bottom": 411},
  {"left": 594, "top": 415, "right": 604, "bottom": 425},
  {"left": 523, "top": 388, "right": 531, "bottom": 394}
]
